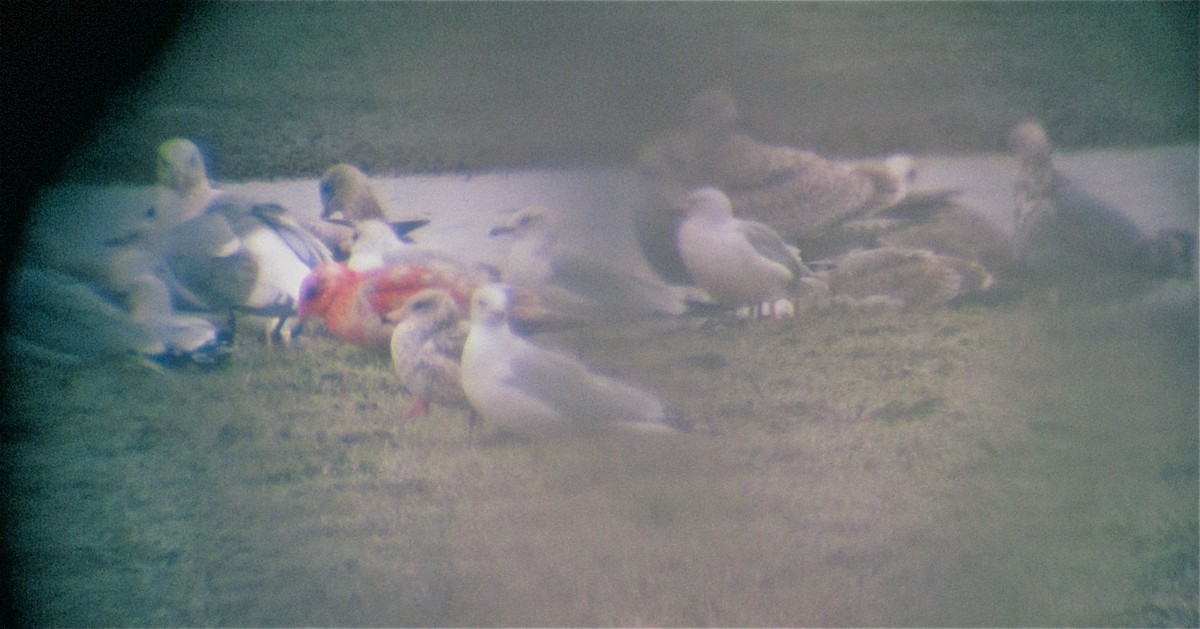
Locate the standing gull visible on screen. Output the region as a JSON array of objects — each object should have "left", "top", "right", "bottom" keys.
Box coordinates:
[
  {"left": 460, "top": 284, "right": 678, "bottom": 434},
  {"left": 388, "top": 288, "right": 479, "bottom": 440},
  {"left": 675, "top": 187, "right": 815, "bottom": 318}
]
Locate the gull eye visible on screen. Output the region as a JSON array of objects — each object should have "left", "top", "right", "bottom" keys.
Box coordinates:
[{"left": 303, "top": 283, "right": 321, "bottom": 301}]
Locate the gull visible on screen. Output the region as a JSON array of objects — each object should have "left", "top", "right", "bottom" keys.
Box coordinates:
[
  {"left": 817, "top": 246, "right": 994, "bottom": 311},
  {"left": 5, "top": 265, "right": 161, "bottom": 365},
  {"left": 388, "top": 288, "right": 480, "bottom": 441},
  {"left": 107, "top": 247, "right": 231, "bottom": 365},
  {"left": 346, "top": 218, "right": 471, "bottom": 273},
  {"left": 153, "top": 138, "right": 222, "bottom": 232},
  {"left": 636, "top": 89, "right": 921, "bottom": 282},
  {"left": 488, "top": 205, "right": 690, "bottom": 321},
  {"left": 315, "top": 163, "right": 430, "bottom": 259},
  {"left": 460, "top": 284, "right": 678, "bottom": 435},
  {"left": 152, "top": 138, "right": 334, "bottom": 340},
  {"left": 675, "top": 187, "right": 815, "bottom": 318},
  {"left": 162, "top": 197, "right": 333, "bottom": 340},
  {"left": 1008, "top": 120, "right": 1196, "bottom": 302},
  {"left": 5, "top": 265, "right": 228, "bottom": 367}
]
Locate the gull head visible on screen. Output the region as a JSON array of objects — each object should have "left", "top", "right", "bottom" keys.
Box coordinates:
[
  {"left": 686, "top": 89, "right": 739, "bottom": 136},
  {"left": 298, "top": 262, "right": 355, "bottom": 321},
  {"left": 1007, "top": 120, "right": 1051, "bottom": 159},
  {"left": 389, "top": 288, "right": 462, "bottom": 331},
  {"left": 319, "top": 163, "right": 386, "bottom": 221},
  {"left": 488, "top": 206, "right": 557, "bottom": 239},
  {"left": 677, "top": 186, "right": 735, "bottom": 220},
  {"left": 884, "top": 154, "right": 917, "bottom": 186},
  {"left": 157, "top": 138, "right": 209, "bottom": 195},
  {"left": 469, "top": 284, "right": 511, "bottom": 329}
]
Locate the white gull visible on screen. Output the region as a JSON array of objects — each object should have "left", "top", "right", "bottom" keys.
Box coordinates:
[
  {"left": 675, "top": 187, "right": 815, "bottom": 318},
  {"left": 460, "top": 284, "right": 677, "bottom": 434},
  {"left": 488, "top": 205, "right": 691, "bottom": 321}
]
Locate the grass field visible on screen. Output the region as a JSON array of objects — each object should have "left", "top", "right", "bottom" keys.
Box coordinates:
[
  {"left": 6, "top": 303, "right": 1196, "bottom": 626},
  {"left": 5, "top": 2, "right": 1198, "bottom": 626}
]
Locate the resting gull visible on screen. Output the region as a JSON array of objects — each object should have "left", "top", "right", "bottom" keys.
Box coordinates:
[
  {"left": 107, "top": 247, "right": 231, "bottom": 365},
  {"left": 154, "top": 138, "right": 223, "bottom": 232},
  {"left": 636, "top": 89, "right": 919, "bottom": 282},
  {"left": 346, "top": 218, "right": 472, "bottom": 273},
  {"left": 162, "top": 197, "right": 333, "bottom": 340},
  {"left": 153, "top": 138, "right": 334, "bottom": 340},
  {"left": 460, "top": 284, "right": 678, "bottom": 435},
  {"left": 388, "top": 288, "right": 480, "bottom": 440},
  {"left": 1008, "top": 120, "right": 1196, "bottom": 303},
  {"left": 815, "top": 246, "right": 994, "bottom": 311},
  {"left": 5, "top": 265, "right": 228, "bottom": 367},
  {"left": 488, "top": 205, "right": 690, "bottom": 321},
  {"left": 675, "top": 187, "right": 815, "bottom": 318},
  {"left": 315, "top": 163, "right": 430, "bottom": 259}
]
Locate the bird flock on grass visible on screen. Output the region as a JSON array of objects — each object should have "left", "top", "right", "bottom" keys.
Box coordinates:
[{"left": 6, "top": 90, "right": 1195, "bottom": 442}]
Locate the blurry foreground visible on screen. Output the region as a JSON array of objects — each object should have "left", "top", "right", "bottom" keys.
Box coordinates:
[{"left": 5, "top": 300, "right": 1196, "bottom": 626}]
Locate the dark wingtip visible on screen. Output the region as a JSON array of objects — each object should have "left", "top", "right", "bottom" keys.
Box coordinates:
[{"left": 390, "top": 219, "right": 430, "bottom": 240}]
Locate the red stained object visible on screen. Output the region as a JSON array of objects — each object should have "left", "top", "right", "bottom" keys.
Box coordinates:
[{"left": 298, "top": 261, "right": 479, "bottom": 351}]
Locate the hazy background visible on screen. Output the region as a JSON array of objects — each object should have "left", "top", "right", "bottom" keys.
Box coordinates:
[
  {"left": 43, "top": 1, "right": 1199, "bottom": 184},
  {"left": 3, "top": 2, "right": 1198, "bottom": 627}
]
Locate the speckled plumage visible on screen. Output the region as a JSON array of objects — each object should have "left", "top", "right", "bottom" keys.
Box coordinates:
[{"left": 389, "top": 289, "right": 477, "bottom": 436}]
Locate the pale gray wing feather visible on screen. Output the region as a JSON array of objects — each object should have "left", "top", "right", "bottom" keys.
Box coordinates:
[
  {"left": 548, "top": 254, "right": 686, "bottom": 317},
  {"left": 505, "top": 341, "right": 664, "bottom": 424},
  {"left": 247, "top": 203, "right": 335, "bottom": 267},
  {"left": 737, "top": 220, "right": 812, "bottom": 278},
  {"left": 6, "top": 266, "right": 159, "bottom": 362}
]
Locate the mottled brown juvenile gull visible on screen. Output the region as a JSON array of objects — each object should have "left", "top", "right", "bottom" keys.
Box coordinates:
[
  {"left": 675, "top": 187, "right": 814, "bottom": 318},
  {"left": 636, "top": 89, "right": 918, "bottom": 282},
  {"left": 1008, "top": 120, "right": 1195, "bottom": 302},
  {"left": 817, "top": 246, "right": 994, "bottom": 311},
  {"left": 315, "top": 163, "right": 430, "bottom": 259},
  {"left": 488, "top": 205, "right": 690, "bottom": 321},
  {"left": 460, "top": 284, "right": 677, "bottom": 434},
  {"left": 389, "top": 288, "right": 480, "bottom": 440}
]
